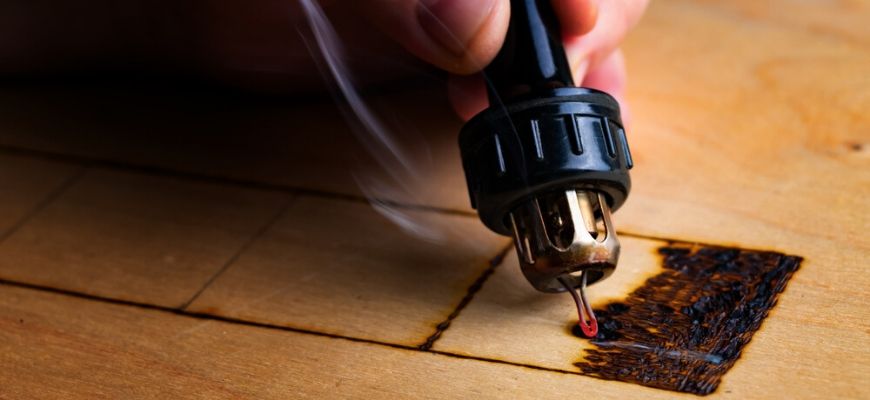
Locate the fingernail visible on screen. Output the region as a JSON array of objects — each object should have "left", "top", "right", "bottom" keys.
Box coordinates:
[{"left": 417, "top": 0, "right": 498, "bottom": 56}]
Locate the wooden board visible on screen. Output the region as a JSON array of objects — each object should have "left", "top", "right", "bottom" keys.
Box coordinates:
[
  {"left": 434, "top": 237, "right": 669, "bottom": 369},
  {"left": 0, "top": 0, "right": 867, "bottom": 398},
  {"left": 0, "top": 154, "right": 80, "bottom": 236},
  {"left": 185, "top": 196, "right": 508, "bottom": 345},
  {"left": 0, "top": 169, "right": 289, "bottom": 308},
  {"left": 0, "top": 284, "right": 679, "bottom": 400}
]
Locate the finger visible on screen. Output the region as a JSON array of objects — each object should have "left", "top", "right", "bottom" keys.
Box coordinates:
[
  {"left": 563, "top": 0, "right": 648, "bottom": 82},
  {"left": 447, "top": 0, "right": 596, "bottom": 120},
  {"left": 449, "top": 49, "right": 631, "bottom": 123},
  {"left": 447, "top": 1, "right": 644, "bottom": 121},
  {"left": 447, "top": 73, "right": 488, "bottom": 121},
  {"left": 550, "top": 0, "right": 597, "bottom": 37},
  {"left": 357, "top": 0, "right": 510, "bottom": 75},
  {"left": 582, "top": 49, "right": 631, "bottom": 127}
]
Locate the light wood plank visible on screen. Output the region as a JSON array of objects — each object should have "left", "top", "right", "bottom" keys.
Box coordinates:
[
  {"left": 0, "top": 284, "right": 681, "bottom": 400},
  {"left": 694, "top": 0, "right": 870, "bottom": 47},
  {"left": 0, "top": 169, "right": 288, "bottom": 308},
  {"left": 0, "top": 154, "right": 79, "bottom": 235},
  {"left": 0, "top": 0, "right": 865, "bottom": 397},
  {"left": 436, "top": 1, "right": 870, "bottom": 390},
  {"left": 187, "top": 196, "right": 508, "bottom": 345},
  {"left": 607, "top": 4, "right": 870, "bottom": 394},
  {"left": 436, "top": 240, "right": 869, "bottom": 398},
  {"left": 618, "top": 0, "right": 869, "bottom": 253},
  {"left": 434, "top": 237, "right": 666, "bottom": 369}
]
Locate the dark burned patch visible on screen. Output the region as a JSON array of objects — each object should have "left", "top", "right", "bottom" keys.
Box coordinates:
[{"left": 573, "top": 244, "right": 802, "bottom": 395}]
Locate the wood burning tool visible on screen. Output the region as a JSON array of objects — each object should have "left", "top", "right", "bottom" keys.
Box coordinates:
[{"left": 458, "top": 0, "right": 633, "bottom": 337}]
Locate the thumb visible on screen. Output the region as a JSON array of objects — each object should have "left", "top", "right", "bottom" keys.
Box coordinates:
[{"left": 357, "top": 0, "right": 510, "bottom": 75}]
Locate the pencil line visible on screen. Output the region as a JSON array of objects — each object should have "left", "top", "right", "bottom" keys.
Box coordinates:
[
  {"left": 178, "top": 196, "right": 297, "bottom": 310},
  {"left": 0, "top": 144, "right": 791, "bottom": 253},
  {"left": 0, "top": 277, "right": 583, "bottom": 378},
  {"left": 0, "top": 167, "right": 87, "bottom": 244}
]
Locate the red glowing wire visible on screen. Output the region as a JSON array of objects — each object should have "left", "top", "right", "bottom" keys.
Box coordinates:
[{"left": 559, "top": 273, "right": 598, "bottom": 338}]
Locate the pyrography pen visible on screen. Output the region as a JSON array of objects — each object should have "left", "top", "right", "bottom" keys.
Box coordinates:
[{"left": 458, "top": 0, "right": 633, "bottom": 337}]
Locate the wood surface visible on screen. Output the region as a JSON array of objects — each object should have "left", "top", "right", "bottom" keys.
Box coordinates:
[
  {"left": 0, "top": 284, "right": 681, "bottom": 400},
  {"left": 0, "top": 169, "right": 288, "bottom": 308},
  {"left": 0, "top": 0, "right": 868, "bottom": 398},
  {"left": 433, "top": 237, "right": 669, "bottom": 369},
  {"left": 184, "top": 196, "right": 507, "bottom": 345},
  {"left": 0, "top": 155, "right": 79, "bottom": 236}
]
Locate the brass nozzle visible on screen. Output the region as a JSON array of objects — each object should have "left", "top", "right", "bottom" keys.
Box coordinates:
[{"left": 509, "top": 189, "right": 620, "bottom": 292}]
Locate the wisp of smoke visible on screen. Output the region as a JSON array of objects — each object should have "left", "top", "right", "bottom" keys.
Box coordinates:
[{"left": 297, "top": 0, "right": 450, "bottom": 242}]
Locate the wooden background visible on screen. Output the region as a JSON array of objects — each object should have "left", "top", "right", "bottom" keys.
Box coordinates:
[{"left": 0, "top": 0, "right": 868, "bottom": 398}]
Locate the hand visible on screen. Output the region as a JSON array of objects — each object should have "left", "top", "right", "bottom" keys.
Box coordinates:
[
  {"left": 406, "top": 0, "right": 648, "bottom": 122},
  {"left": 0, "top": 0, "right": 647, "bottom": 122},
  {"left": 354, "top": 0, "right": 647, "bottom": 121}
]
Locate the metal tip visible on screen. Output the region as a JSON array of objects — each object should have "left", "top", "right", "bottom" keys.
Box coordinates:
[
  {"left": 559, "top": 272, "right": 598, "bottom": 338},
  {"left": 509, "top": 189, "right": 620, "bottom": 292}
]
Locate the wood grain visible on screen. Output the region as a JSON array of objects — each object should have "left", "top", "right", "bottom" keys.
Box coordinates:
[
  {"left": 612, "top": 4, "right": 870, "bottom": 396},
  {"left": 0, "top": 154, "right": 79, "bottom": 236},
  {"left": 186, "top": 196, "right": 508, "bottom": 345},
  {"left": 431, "top": 2, "right": 870, "bottom": 397},
  {"left": 0, "top": 0, "right": 866, "bottom": 398},
  {"left": 0, "top": 284, "right": 681, "bottom": 400},
  {"left": 0, "top": 169, "right": 288, "bottom": 308},
  {"left": 618, "top": 0, "right": 870, "bottom": 251},
  {"left": 434, "top": 237, "right": 667, "bottom": 369}
]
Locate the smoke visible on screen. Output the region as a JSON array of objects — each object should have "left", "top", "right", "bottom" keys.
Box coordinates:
[{"left": 297, "top": 0, "right": 447, "bottom": 242}]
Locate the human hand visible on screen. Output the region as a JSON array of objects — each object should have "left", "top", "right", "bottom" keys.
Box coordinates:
[
  {"left": 359, "top": 0, "right": 648, "bottom": 121},
  {"left": 0, "top": 0, "right": 647, "bottom": 122}
]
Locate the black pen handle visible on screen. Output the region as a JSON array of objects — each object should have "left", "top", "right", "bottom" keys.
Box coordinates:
[{"left": 485, "top": 0, "right": 574, "bottom": 102}]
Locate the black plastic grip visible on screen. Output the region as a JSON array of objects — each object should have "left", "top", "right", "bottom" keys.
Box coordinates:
[
  {"left": 458, "top": 0, "right": 633, "bottom": 236},
  {"left": 485, "top": 0, "right": 574, "bottom": 102}
]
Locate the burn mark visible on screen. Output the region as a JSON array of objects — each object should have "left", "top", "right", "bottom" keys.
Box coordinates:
[
  {"left": 419, "top": 244, "right": 513, "bottom": 351},
  {"left": 573, "top": 244, "right": 802, "bottom": 395}
]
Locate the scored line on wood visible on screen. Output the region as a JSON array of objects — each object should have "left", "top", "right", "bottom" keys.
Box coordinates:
[
  {"left": 0, "top": 277, "right": 585, "bottom": 377},
  {"left": 177, "top": 196, "right": 298, "bottom": 310},
  {"left": 0, "top": 143, "right": 782, "bottom": 252},
  {"left": 0, "top": 167, "right": 88, "bottom": 244},
  {"left": 0, "top": 144, "right": 476, "bottom": 218},
  {"left": 0, "top": 240, "right": 805, "bottom": 396}
]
